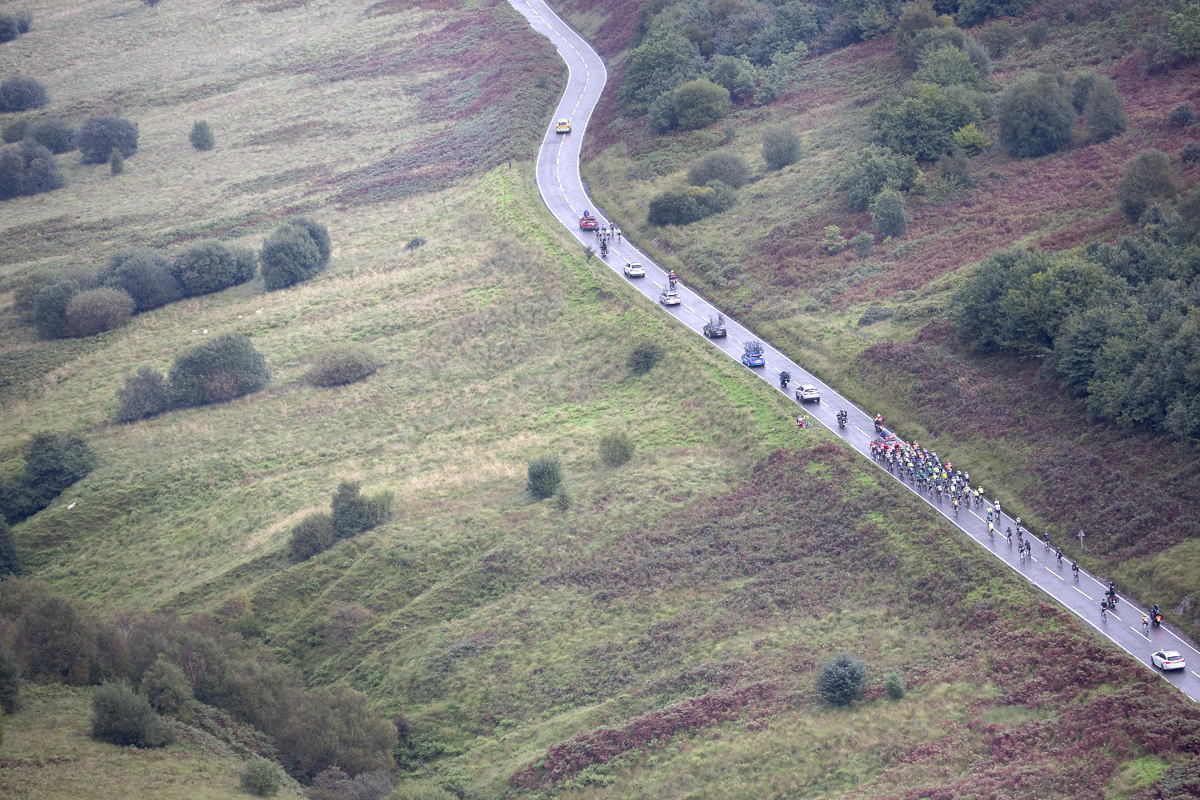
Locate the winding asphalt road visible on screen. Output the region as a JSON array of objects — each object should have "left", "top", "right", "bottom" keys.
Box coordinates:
[{"left": 507, "top": 0, "right": 1200, "bottom": 703}]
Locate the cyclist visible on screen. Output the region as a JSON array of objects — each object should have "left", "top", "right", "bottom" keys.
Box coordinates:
[
  {"left": 1101, "top": 603, "right": 1107, "bottom": 622},
  {"left": 1142, "top": 615, "right": 1149, "bottom": 634},
  {"left": 1043, "top": 530, "right": 1051, "bottom": 551},
  {"left": 1005, "top": 527, "right": 1013, "bottom": 545},
  {"left": 1071, "top": 560, "right": 1079, "bottom": 579},
  {"left": 988, "top": 522, "right": 994, "bottom": 540},
  {"left": 952, "top": 497, "right": 959, "bottom": 515},
  {"left": 1056, "top": 547, "right": 1063, "bottom": 567}
]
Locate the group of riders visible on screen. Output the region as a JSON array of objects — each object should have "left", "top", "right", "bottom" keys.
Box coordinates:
[{"left": 586, "top": 212, "right": 621, "bottom": 257}]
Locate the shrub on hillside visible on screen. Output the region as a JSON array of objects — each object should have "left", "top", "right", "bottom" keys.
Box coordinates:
[
  {"left": 913, "top": 44, "right": 986, "bottom": 89},
  {"left": 673, "top": 78, "right": 730, "bottom": 130},
  {"left": 952, "top": 122, "right": 990, "bottom": 155},
  {"left": 857, "top": 303, "right": 894, "bottom": 326},
  {"left": 937, "top": 149, "right": 974, "bottom": 188},
  {"left": 0, "top": 76, "right": 48, "bottom": 112},
  {"left": 274, "top": 686, "right": 397, "bottom": 781},
  {"left": 837, "top": 144, "right": 919, "bottom": 211},
  {"left": 65, "top": 287, "right": 135, "bottom": 337},
  {"left": 869, "top": 188, "right": 910, "bottom": 238},
  {"left": 1070, "top": 71, "right": 1097, "bottom": 113},
  {"left": 172, "top": 239, "right": 255, "bottom": 297},
  {"left": 308, "top": 768, "right": 394, "bottom": 800},
  {"left": 1, "top": 118, "right": 27, "bottom": 144},
  {"left": 526, "top": 454, "right": 563, "bottom": 500},
  {"left": 290, "top": 512, "right": 334, "bottom": 561},
  {"left": 109, "top": 147, "right": 123, "bottom": 176},
  {"left": 330, "top": 481, "right": 393, "bottom": 541},
  {"left": 997, "top": 72, "right": 1073, "bottom": 158},
  {"left": 28, "top": 117, "right": 75, "bottom": 154},
  {"left": 851, "top": 231, "right": 873, "bottom": 259},
  {"left": 97, "top": 247, "right": 182, "bottom": 312},
  {"left": 598, "top": 430, "right": 635, "bottom": 467},
  {"left": 762, "top": 124, "right": 801, "bottom": 170},
  {"left": 0, "top": 15, "right": 19, "bottom": 43},
  {"left": 260, "top": 219, "right": 330, "bottom": 291},
  {"left": 705, "top": 55, "right": 755, "bottom": 102},
  {"left": 1118, "top": 149, "right": 1179, "bottom": 221},
  {"left": 816, "top": 652, "right": 868, "bottom": 706},
  {"left": 1084, "top": 75, "right": 1127, "bottom": 142},
  {"left": 31, "top": 278, "right": 84, "bottom": 339},
  {"left": 686, "top": 150, "right": 749, "bottom": 188},
  {"left": 894, "top": 0, "right": 952, "bottom": 66},
  {"left": 0, "top": 643, "right": 19, "bottom": 714},
  {"left": 168, "top": 332, "right": 269, "bottom": 407},
  {"left": 15, "top": 11, "right": 31, "bottom": 34},
  {"left": 0, "top": 520, "right": 19, "bottom": 577},
  {"left": 1170, "top": 102, "right": 1196, "bottom": 127},
  {"left": 885, "top": 671, "right": 906, "bottom": 700},
  {"left": 626, "top": 341, "right": 664, "bottom": 374},
  {"left": 869, "top": 81, "right": 982, "bottom": 161},
  {"left": 239, "top": 757, "right": 284, "bottom": 797},
  {"left": 0, "top": 430, "right": 96, "bottom": 525},
  {"left": 117, "top": 366, "right": 171, "bottom": 423},
  {"left": 189, "top": 120, "right": 214, "bottom": 151},
  {"left": 139, "top": 656, "right": 193, "bottom": 718},
  {"left": 307, "top": 342, "right": 381, "bottom": 386},
  {"left": 978, "top": 20, "right": 1018, "bottom": 58},
  {"left": 76, "top": 116, "right": 138, "bottom": 164},
  {"left": 0, "top": 139, "right": 64, "bottom": 201},
  {"left": 647, "top": 181, "right": 736, "bottom": 225},
  {"left": 90, "top": 681, "right": 173, "bottom": 748},
  {"left": 1183, "top": 141, "right": 1200, "bottom": 165}
]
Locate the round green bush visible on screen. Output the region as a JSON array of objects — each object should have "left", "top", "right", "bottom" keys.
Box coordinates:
[
  {"left": 283, "top": 216, "right": 331, "bottom": 265},
  {"left": 290, "top": 512, "right": 334, "bottom": 561},
  {"left": 0, "top": 76, "right": 48, "bottom": 112},
  {"left": 14, "top": 11, "right": 31, "bottom": 34},
  {"left": 626, "top": 341, "right": 664, "bottom": 374},
  {"left": 239, "top": 757, "right": 283, "bottom": 797},
  {"left": 762, "top": 124, "right": 800, "bottom": 170},
  {"left": 2, "top": 118, "right": 28, "bottom": 144},
  {"left": 307, "top": 342, "right": 381, "bottom": 386},
  {"left": 109, "top": 147, "right": 123, "bottom": 176},
  {"left": 14, "top": 139, "right": 64, "bottom": 196},
  {"left": 598, "top": 431, "right": 635, "bottom": 467},
  {"left": 98, "top": 247, "right": 182, "bottom": 312},
  {"left": 526, "top": 453, "right": 563, "bottom": 500},
  {"left": 1118, "top": 149, "right": 1178, "bottom": 221},
  {"left": 997, "top": 72, "right": 1073, "bottom": 158},
  {"left": 885, "top": 671, "right": 906, "bottom": 700},
  {"left": 260, "top": 223, "right": 323, "bottom": 291},
  {"left": 857, "top": 303, "right": 895, "bottom": 326},
  {"left": 140, "top": 657, "right": 193, "bottom": 718},
  {"left": 1169, "top": 102, "right": 1196, "bottom": 127},
  {"left": 1070, "top": 71, "right": 1097, "bottom": 113},
  {"left": 0, "top": 15, "right": 18, "bottom": 43},
  {"left": 869, "top": 188, "right": 910, "bottom": 238},
  {"left": 1182, "top": 141, "right": 1200, "bottom": 165},
  {"left": 647, "top": 181, "right": 737, "bottom": 225},
  {"left": 65, "top": 287, "right": 135, "bottom": 337},
  {"left": 28, "top": 118, "right": 75, "bottom": 154},
  {"left": 171, "top": 240, "right": 255, "bottom": 297},
  {"left": 817, "top": 652, "right": 868, "bottom": 706},
  {"left": 687, "top": 150, "right": 749, "bottom": 188},
  {"left": 76, "top": 115, "right": 138, "bottom": 164},
  {"left": 188, "top": 120, "right": 214, "bottom": 151},
  {"left": 1083, "top": 76, "right": 1127, "bottom": 142},
  {"left": 90, "top": 681, "right": 174, "bottom": 748},
  {"left": 32, "top": 278, "right": 83, "bottom": 339},
  {"left": 673, "top": 78, "right": 731, "bottom": 130},
  {"left": 168, "top": 332, "right": 270, "bottom": 407},
  {"left": 116, "top": 366, "right": 171, "bottom": 423}
]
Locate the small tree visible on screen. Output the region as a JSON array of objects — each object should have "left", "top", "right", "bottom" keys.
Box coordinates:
[
  {"left": 2, "top": 118, "right": 29, "bottom": 144},
  {"left": 140, "top": 656, "right": 194, "bottom": 718},
  {"left": 90, "top": 681, "right": 174, "bottom": 748},
  {"left": 76, "top": 116, "right": 138, "bottom": 164},
  {"left": 885, "top": 671, "right": 906, "bottom": 700},
  {"left": 997, "top": 72, "right": 1073, "bottom": 158},
  {"left": 821, "top": 225, "right": 847, "bottom": 254},
  {"left": 0, "top": 15, "right": 18, "bottom": 43},
  {"left": 1070, "top": 71, "right": 1097, "bottom": 113},
  {"left": 330, "top": 481, "right": 371, "bottom": 540},
  {"left": 1026, "top": 19, "right": 1050, "bottom": 49},
  {"left": 290, "top": 512, "right": 334, "bottom": 561},
  {"left": 979, "top": 20, "right": 1018, "bottom": 58},
  {"left": 260, "top": 223, "right": 323, "bottom": 291},
  {"left": 952, "top": 122, "right": 990, "bottom": 156},
  {"left": 171, "top": 240, "right": 256, "bottom": 296},
  {"left": 0, "top": 76, "right": 48, "bottom": 112},
  {"left": 189, "top": 120, "right": 215, "bottom": 151},
  {"left": 851, "top": 232, "right": 873, "bottom": 259},
  {"left": 168, "top": 332, "right": 270, "bottom": 407},
  {"left": 817, "top": 652, "right": 868, "bottom": 706},
  {"left": 673, "top": 78, "right": 731, "bottom": 130},
  {"left": 1169, "top": 102, "right": 1196, "bottom": 127},
  {"left": 31, "top": 278, "right": 82, "bottom": 339},
  {"left": 117, "top": 366, "right": 171, "bottom": 422},
  {"left": 307, "top": 342, "right": 381, "bottom": 386},
  {"left": 240, "top": 757, "right": 283, "bottom": 797},
  {"left": 687, "top": 150, "right": 749, "bottom": 188},
  {"left": 1118, "top": 149, "right": 1178, "bottom": 221},
  {"left": 870, "top": 188, "right": 909, "bottom": 238},
  {"left": 98, "top": 247, "right": 181, "bottom": 312},
  {"left": 1183, "top": 141, "right": 1200, "bottom": 165},
  {"left": 1083, "top": 75, "right": 1127, "bottom": 142},
  {"left": 762, "top": 124, "right": 801, "bottom": 169},
  {"left": 626, "top": 341, "right": 664, "bottom": 374},
  {"left": 109, "top": 147, "right": 124, "bottom": 175},
  {"left": 526, "top": 454, "right": 563, "bottom": 500},
  {"left": 28, "top": 118, "right": 75, "bottom": 154},
  {"left": 14, "top": 11, "right": 31, "bottom": 34},
  {"left": 598, "top": 430, "right": 635, "bottom": 467},
  {"left": 65, "top": 287, "right": 135, "bottom": 337}
]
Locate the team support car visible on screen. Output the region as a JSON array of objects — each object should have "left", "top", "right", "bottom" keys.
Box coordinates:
[
  {"left": 659, "top": 286, "right": 681, "bottom": 306},
  {"left": 1152, "top": 650, "right": 1186, "bottom": 670},
  {"left": 703, "top": 314, "right": 727, "bottom": 338},
  {"left": 742, "top": 341, "right": 765, "bottom": 368},
  {"left": 796, "top": 384, "right": 821, "bottom": 403},
  {"left": 623, "top": 261, "right": 646, "bottom": 278},
  {"left": 555, "top": 119, "right": 571, "bottom": 133}
]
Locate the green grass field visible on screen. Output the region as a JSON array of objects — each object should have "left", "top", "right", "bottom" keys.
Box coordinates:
[{"left": 3, "top": 0, "right": 1200, "bottom": 797}]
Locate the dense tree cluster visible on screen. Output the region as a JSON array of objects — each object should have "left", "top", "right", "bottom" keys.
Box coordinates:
[
  {"left": 952, "top": 184, "right": 1200, "bottom": 440},
  {"left": 0, "top": 431, "right": 96, "bottom": 526}
]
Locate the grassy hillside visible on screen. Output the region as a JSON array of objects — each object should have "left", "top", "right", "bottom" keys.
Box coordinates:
[
  {"left": 569, "top": 0, "right": 1200, "bottom": 636},
  {"left": 3, "top": 0, "right": 1200, "bottom": 798}
]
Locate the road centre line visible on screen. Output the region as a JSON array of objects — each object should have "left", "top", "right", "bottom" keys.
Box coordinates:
[
  {"left": 1045, "top": 567, "right": 1064, "bottom": 581},
  {"left": 1074, "top": 586, "right": 1092, "bottom": 600}
]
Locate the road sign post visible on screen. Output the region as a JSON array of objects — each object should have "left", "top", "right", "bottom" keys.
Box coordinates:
[{"left": 1078, "top": 529, "right": 1085, "bottom": 552}]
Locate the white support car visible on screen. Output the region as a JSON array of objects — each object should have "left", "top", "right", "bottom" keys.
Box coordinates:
[
  {"left": 796, "top": 384, "right": 821, "bottom": 403},
  {"left": 623, "top": 261, "right": 646, "bottom": 278},
  {"left": 1152, "top": 650, "right": 1186, "bottom": 670},
  {"left": 659, "top": 287, "right": 681, "bottom": 306}
]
